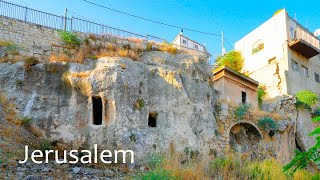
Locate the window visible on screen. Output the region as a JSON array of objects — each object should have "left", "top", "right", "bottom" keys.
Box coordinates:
[
  {"left": 252, "top": 40, "right": 264, "bottom": 54},
  {"left": 182, "top": 39, "right": 187, "bottom": 44},
  {"left": 241, "top": 91, "right": 247, "bottom": 104},
  {"left": 315, "top": 73, "right": 320, "bottom": 83},
  {"left": 291, "top": 60, "right": 299, "bottom": 71},
  {"left": 302, "top": 66, "right": 308, "bottom": 77},
  {"left": 92, "top": 96, "right": 103, "bottom": 125},
  {"left": 290, "top": 26, "right": 296, "bottom": 40},
  {"left": 148, "top": 112, "right": 158, "bottom": 127},
  {"left": 195, "top": 45, "right": 198, "bottom": 49}
]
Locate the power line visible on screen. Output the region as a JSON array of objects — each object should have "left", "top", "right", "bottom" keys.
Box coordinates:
[
  {"left": 82, "top": 0, "right": 221, "bottom": 37},
  {"left": 224, "top": 38, "right": 234, "bottom": 50}
]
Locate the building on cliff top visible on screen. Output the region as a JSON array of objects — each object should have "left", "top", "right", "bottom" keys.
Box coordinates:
[
  {"left": 213, "top": 66, "right": 259, "bottom": 108},
  {"left": 172, "top": 32, "right": 208, "bottom": 56},
  {"left": 235, "top": 9, "right": 320, "bottom": 98}
]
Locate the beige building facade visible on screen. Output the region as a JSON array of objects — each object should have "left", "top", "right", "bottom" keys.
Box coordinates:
[
  {"left": 235, "top": 9, "right": 320, "bottom": 98},
  {"left": 213, "top": 66, "right": 259, "bottom": 108}
]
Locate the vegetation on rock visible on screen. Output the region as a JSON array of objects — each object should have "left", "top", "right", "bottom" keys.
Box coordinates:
[
  {"left": 236, "top": 103, "right": 251, "bottom": 119},
  {"left": 23, "top": 56, "right": 39, "bottom": 72},
  {"left": 295, "top": 90, "right": 319, "bottom": 110},
  {"left": 257, "top": 117, "right": 278, "bottom": 132},
  {"left": 258, "top": 85, "right": 267, "bottom": 109},
  {"left": 215, "top": 50, "right": 245, "bottom": 72},
  {"left": 58, "top": 30, "right": 82, "bottom": 48},
  {"left": 284, "top": 97, "right": 320, "bottom": 174}
]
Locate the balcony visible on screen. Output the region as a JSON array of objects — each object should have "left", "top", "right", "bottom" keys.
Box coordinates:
[{"left": 289, "top": 27, "right": 320, "bottom": 59}]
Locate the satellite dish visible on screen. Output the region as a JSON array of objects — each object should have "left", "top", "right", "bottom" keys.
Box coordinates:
[{"left": 314, "top": 29, "right": 320, "bottom": 37}]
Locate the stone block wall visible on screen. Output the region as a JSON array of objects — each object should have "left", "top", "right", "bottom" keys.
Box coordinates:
[
  {"left": 0, "top": 16, "right": 61, "bottom": 61},
  {"left": 0, "top": 16, "right": 148, "bottom": 62}
]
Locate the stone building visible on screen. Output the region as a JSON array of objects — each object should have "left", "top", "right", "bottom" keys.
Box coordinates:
[
  {"left": 235, "top": 9, "right": 320, "bottom": 97},
  {"left": 213, "top": 66, "right": 259, "bottom": 108}
]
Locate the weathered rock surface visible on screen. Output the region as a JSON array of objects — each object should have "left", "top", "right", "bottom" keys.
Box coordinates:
[
  {"left": 0, "top": 52, "right": 219, "bottom": 161},
  {"left": 296, "top": 109, "right": 317, "bottom": 151}
]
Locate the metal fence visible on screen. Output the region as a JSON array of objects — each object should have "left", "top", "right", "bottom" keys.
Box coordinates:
[
  {"left": 0, "top": 0, "right": 210, "bottom": 57},
  {"left": 71, "top": 17, "right": 147, "bottom": 39},
  {"left": 0, "top": 0, "right": 72, "bottom": 30}
]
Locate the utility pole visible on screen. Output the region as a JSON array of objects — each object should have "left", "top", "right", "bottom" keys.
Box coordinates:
[
  {"left": 221, "top": 31, "right": 226, "bottom": 55},
  {"left": 64, "top": 8, "right": 68, "bottom": 31}
]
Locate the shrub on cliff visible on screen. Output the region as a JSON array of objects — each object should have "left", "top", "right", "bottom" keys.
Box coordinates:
[
  {"left": 236, "top": 103, "right": 251, "bottom": 119},
  {"left": 58, "top": 30, "right": 82, "bottom": 48},
  {"left": 257, "top": 85, "right": 267, "bottom": 109},
  {"left": 296, "top": 90, "right": 318, "bottom": 108},
  {"left": 257, "top": 117, "right": 278, "bottom": 132},
  {"left": 215, "top": 50, "right": 244, "bottom": 72},
  {"left": 23, "top": 57, "right": 39, "bottom": 72}
]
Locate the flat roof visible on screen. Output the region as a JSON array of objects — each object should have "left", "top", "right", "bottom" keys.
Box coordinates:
[{"left": 213, "top": 66, "right": 259, "bottom": 86}]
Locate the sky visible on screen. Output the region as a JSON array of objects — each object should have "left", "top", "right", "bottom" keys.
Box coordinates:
[{"left": 5, "top": 0, "right": 320, "bottom": 59}]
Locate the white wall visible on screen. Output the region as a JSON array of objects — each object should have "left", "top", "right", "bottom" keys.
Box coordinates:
[
  {"left": 173, "top": 35, "right": 206, "bottom": 52},
  {"left": 235, "top": 9, "right": 288, "bottom": 73}
]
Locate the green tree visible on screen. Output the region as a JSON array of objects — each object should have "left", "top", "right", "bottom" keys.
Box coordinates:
[{"left": 215, "top": 50, "right": 245, "bottom": 72}]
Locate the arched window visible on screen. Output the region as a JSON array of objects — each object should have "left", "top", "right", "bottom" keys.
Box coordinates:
[{"left": 252, "top": 39, "right": 264, "bottom": 55}]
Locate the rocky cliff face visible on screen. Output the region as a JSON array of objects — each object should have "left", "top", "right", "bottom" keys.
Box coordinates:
[{"left": 0, "top": 52, "right": 219, "bottom": 160}]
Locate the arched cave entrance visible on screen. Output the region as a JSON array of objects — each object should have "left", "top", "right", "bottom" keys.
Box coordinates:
[{"left": 229, "top": 123, "right": 262, "bottom": 158}]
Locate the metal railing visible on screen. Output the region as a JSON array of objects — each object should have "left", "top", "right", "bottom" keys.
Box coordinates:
[
  {"left": 71, "top": 17, "right": 147, "bottom": 39},
  {"left": 295, "top": 26, "right": 320, "bottom": 49},
  {"left": 0, "top": 0, "right": 210, "bottom": 57},
  {"left": 0, "top": 0, "right": 72, "bottom": 30}
]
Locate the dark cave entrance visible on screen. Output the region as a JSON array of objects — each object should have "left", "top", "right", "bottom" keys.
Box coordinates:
[
  {"left": 148, "top": 112, "right": 158, "bottom": 127},
  {"left": 229, "top": 123, "right": 262, "bottom": 158},
  {"left": 92, "top": 96, "right": 103, "bottom": 125}
]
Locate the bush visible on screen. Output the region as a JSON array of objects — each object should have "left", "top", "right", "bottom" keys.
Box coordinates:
[
  {"left": 257, "top": 117, "right": 278, "bottom": 131},
  {"left": 20, "top": 116, "right": 32, "bottom": 127},
  {"left": 23, "top": 57, "right": 39, "bottom": 71},
  {"left": 135, "top": 169, "right": 176, "bottom": 180},
  {"left": 0, "top": 41, "right": 21, "bottom": 56},
  {"left": 58, "top": 31, "right": 82, "bottom": 48},
  {"left": 296, "top": 90, "right": 319, "bottom": 109},
  {"left": 257, "top": 85, "right": 267, "bottom": 109},
  {"left": 160, "top": 43, "right": 178, "bottom": 54},
  {"left": 236, "top": 103, "right": 251, "bottom": 119},
  {"left": 216, "top": 50, "right": 245, "bottom": 72},
  {"left": 15, "top": 80, "right": 23, "bottom": 87},
  {"left": 39, "top": 141, "right": 52, "bottom": 153},
  {"left": 134, "top": 98, "right": 145, "bottom": 110}
]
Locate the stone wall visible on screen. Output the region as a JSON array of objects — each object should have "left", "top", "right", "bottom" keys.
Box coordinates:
[
  {"left": 215, "top": 96, "right": 300, "bottom": 162},
  {"left": 0, "top": 16, "right": 61, "bottom": 60},
  {"left": 0, "top": 16, "right": 147, "bottom": 62}
]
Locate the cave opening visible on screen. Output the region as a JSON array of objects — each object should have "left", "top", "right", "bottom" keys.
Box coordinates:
[
  {"left": 148, "top": 112, "right": 158, "bottom": 127},
  {"left": 92, "top": 96, "right": 103, "bottom": 125}
]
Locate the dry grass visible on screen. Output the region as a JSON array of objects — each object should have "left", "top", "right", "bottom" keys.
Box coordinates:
[
  {"left": 49, "top": 52, "right": 71, "bottom": 62},
  {"left": 250, "top": 109, "right": 283, "bottom": 121},
  {"left": 133, "top": 145, "right": 319, "bottom": 180},
  {"left": 127, "top": 37, "right": 144, "bottom": 43},
  {"left": 159, "top": 43, "right": 178, "bottom": 54},
  {"left": 97, "top": 44, "right": 140, "bottom": 60}
]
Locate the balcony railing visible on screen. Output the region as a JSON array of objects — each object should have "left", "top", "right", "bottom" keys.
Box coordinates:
[{"left": 289, "top": 26, "right": 320, "bottom": 58}]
